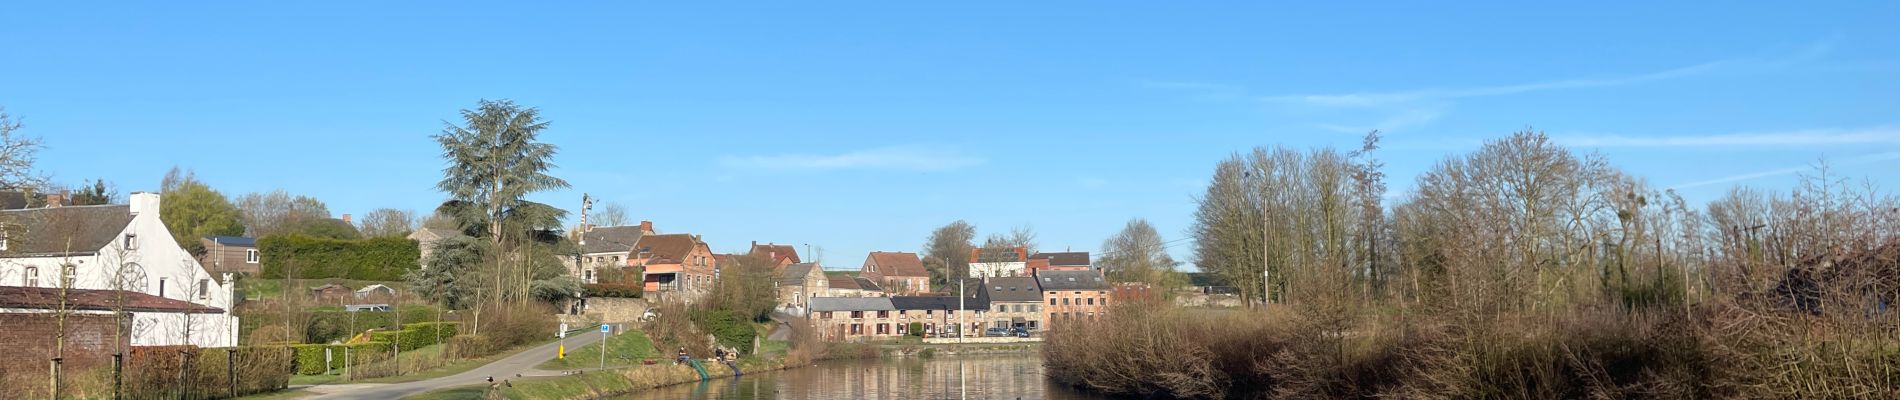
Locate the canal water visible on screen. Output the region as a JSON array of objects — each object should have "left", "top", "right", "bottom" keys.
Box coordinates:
[{"left": 610, "top": 354, "right": 1101, "bottom": 399}]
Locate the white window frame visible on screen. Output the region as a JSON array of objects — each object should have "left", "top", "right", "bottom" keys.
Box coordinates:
[
  {"left": 61, "top": 264, "right": 76, "bottom": 287},
  {"left": 197, "top": 279, "right": 210, "bottom": 300},
  {"left": 124, "top": 233, "right": 138, "bottom": 250},
  {"left": 246, "top": 249, "right": 259, "bottom": 263},
  {"left": 24, "top": 267, "right": 38, "bottom": 286},
  {"left": 158, "top": 277, "right": 168, "bottom": 297}
]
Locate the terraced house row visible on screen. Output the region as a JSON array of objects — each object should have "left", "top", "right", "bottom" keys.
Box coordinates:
[{"left": 805, "top": 251, "right": 1117, "bottom": 342}]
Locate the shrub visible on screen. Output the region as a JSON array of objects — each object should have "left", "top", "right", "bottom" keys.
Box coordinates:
[
  {"left": 259, "top": 235, "right": 420, "bottom": 280},
  {"left": 122, "top": 346, "right": 294, "bottom": 397},
  {"left": 583, "top": 282, "right": 644, "bottom": 298},
  {"left": 691, "top": 309, "right": 757, "bottom": 354},
  {"left": 909, "top": 322, "right": 925, "bottom": 337}
]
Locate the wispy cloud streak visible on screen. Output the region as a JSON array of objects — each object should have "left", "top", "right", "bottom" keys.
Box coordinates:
[
  {"left": 718, "top": 145, "right": 985, "bottom": 172},
  {"left": 1670, "top": 151, "right": 1900, "bottom": 190},
  {"left": 1560, "top": 126, "right": 1900, "bottom": 148}
]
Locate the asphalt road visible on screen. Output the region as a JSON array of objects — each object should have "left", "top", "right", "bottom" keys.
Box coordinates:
[{"left": 303, "top": 328, "right": 607, "bottom": 400}]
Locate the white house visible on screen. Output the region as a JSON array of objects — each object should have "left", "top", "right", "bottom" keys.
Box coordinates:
[{"left": 0, "top": 192, "right": 239, "bottom": 348}]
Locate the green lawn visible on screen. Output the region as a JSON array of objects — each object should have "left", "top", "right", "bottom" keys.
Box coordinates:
[{"left": 539, "top": 328, "right": 661, "bottom": 370}]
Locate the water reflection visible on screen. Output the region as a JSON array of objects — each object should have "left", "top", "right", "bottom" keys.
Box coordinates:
[{"left": 612, "top": 355, "right": 1100, "bottom": 400}]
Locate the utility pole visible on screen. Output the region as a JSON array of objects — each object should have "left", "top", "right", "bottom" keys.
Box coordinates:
[{"left": 951, "top": 255, "right": 964, "bottom": 344}]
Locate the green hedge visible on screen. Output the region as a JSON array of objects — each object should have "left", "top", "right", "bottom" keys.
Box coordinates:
[
  {"left": 583, "top": 283, "right": 643, "bottom": 298},
  {"left": 259, "top": 235, "right": 420, "bottom": 280},
  {"left": 369, "top": 322, "right": 462, "bottom": 351},
  {"left": 291, "top": 342, "right": 398, "bottom": 375}
]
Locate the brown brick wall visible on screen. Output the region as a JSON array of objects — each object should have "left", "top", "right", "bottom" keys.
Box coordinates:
[{"left": 0, "top": 312, "right": 129, "bottom": 382}]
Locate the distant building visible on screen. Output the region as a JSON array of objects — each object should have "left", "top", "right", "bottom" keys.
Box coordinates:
[
  {"left": 630, "top": 231, "right": 717, "bottom": 302},
  {"left": 568, "top": 221, "right": 649, "bottom": 284},
  {"left": 979, "top": 276, "right": 1045, "bottom": 331},
  {"left": 809, "top": 297, "right": 899, "bottom": 342},
  {"left": 860, "top": 251, "right": 930, "bottom": 294},
  {"left": 311, "top": 283, "right": 353, "bottom": 301},
  {"left": 406, "top": 227, "right": 466, "bottom": 265},
  {"left": 777, "top": 262, "right": 828, "bottom": 315},
  {"left": 826, "top": 274, "right": 886, "bottom": 297},
  {"left": 200, "top": 236, "right": 260, "bottom": 275},
  {"left": 891, "top": 295, "right": 989, "bottom": 338},
  {"left": 748, "top": 241, "right": 801, "bottom": 269},
  {"left": 354, "top": 283, "right": 396, "bottom": 301},
  {"left": 1036, "top": 269, "right": 1111, "bottom": 330},
  {"left": 969, "top": 247, "right": 1030, "bottom": 278},
  {"left": 1029, "top": 252, "right": 1091, "bottom": 273}
]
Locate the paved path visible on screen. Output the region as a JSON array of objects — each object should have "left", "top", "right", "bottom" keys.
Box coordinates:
[
  {"left": 766, "top": 311, "right": 795, "bottom": 341},
  {"left": 302, "top": 329, "right": 607, "bottom": 400}
]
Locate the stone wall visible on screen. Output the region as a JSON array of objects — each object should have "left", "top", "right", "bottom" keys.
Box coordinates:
[{"left": 585, "top": 297, "right": 652, "bottom": 323}]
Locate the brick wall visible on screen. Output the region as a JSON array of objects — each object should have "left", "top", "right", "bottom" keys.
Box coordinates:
[{"left": 0, "top": 312, "right": 129, "bottom": 381}]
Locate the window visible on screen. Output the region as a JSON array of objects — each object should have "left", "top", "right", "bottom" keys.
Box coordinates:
[
  {"left": 246, "top": 249, "right": 259, "bottom": 263},
  {"left": 877, "top": 311, "right": 889, "bottom": 318},
  {"left": 1102, "top": 299, "right": 1109, "bottom": 307},
  {"left": 1048, "top": 298, "right": 1056, "bottom": 305},
  {"left": 926, "top": 309, "right": 934, "bottom": 316},
  {"left": 1029, "top": 321, "right": 1039, "bottom": 329},
  {"left": 1062, "top": 298, "right": 1070, "bottom": 305},
  {"left": 1013, "top": 304, "right": 1023, "bottom": 313},
  {"left": 612, "top": 256, "right": 620, "bottom": 264},
  {"left": 197, "top": 279, "right": 210, "bottom": 300},
  {"left": 1, "top": 230, "right": 8, "bottom": 251},
  {"left": 124, "top": 234, "right": 137, "bottom": 250},
  {"left": 820, "top": 311, "right": 833, "bottom": 319},
  {"left": 851, "top": 311, "right": 863, "bottom": 319},
  {"left": 995, "top": 305, "right": 1004, "bottom": 312},
  {"left": 1087, "top": 298, "right": 1095, "bottom": 306},
  {"left": 61, "top": 264, "right": 76, "bottom": 287},
  {"left": 583, "top": 269, "right": 594, "bottom": 283},
  {"left": 1030, "top": 305, "right": 1039, "bottom": 313},
  {"left": 158, "top": 277, "right": 168, "bottom": 297},
  {"left": 24, "top": 267, "right": 37, "bottom": 286}
]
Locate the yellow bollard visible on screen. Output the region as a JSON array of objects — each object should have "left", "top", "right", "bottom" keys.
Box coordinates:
[{"left": 558, "top": 344, "right": 566, "bottom": 359}]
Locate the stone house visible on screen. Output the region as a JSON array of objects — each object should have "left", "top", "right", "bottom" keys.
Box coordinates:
[
  {"left": 860, "top": 251, "right": 930, "bottom": 295},
  {"left": 776, "top": 262, "right": 828, "bottom": 315},
  {"left": 199, "top": 236, "right": 259, "bottom": 275},
  {"left": 1036, "top": 269, "right": 1111, "bottom": 331},
  {"left": 890, "top": 295, "right": 989, "bottom": 338},
  {"left": 0, "top": 193, "right": 239, "bottom": 347},
  {"left": 568, "top": 221, "right": 649, "bottom": 284},
  {"left": 809, "top": 297, "right": 900, "bottom": 342}
]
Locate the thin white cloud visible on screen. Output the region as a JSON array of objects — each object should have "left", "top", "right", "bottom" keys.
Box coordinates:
[
  {"left": 1262, "top": 41, "right": 1829, "bottom": 108},
  {"left": 718, "top": 145, "right": 985, "bottom": 172},
  {"left": 1560, "top": 126, "right": 1900, "bottom": 148},
  {"left": 1316, "top": 107, "right": 1446, "bottom": 134},
  {"left": 1670, "top": 151, "right": 1900, "bottom": 190}
]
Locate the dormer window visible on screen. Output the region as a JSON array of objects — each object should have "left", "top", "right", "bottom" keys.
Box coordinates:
[{"left": 124, "top": 234, "right": 138, "bottom": 250}]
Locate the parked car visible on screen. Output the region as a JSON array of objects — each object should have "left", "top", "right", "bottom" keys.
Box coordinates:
[
  {"left": 344, "top": 304, "right": 392, "bottom": 312},
  {"left": 984, "top": 327, "right": 1011, "bottom": 337},
  {"left": 1011, "top": 327, "right": 1031, "bottom": 337}
]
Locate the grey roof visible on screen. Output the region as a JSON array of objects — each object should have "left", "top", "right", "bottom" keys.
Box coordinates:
[
  {"left": 1030, "top": 252, "right": 1091, "bottom": 267},
  {"left": 578, "top": 225, "right": 645, "bottom": 255},
  {"left": 809, "top": 297, "right": 895, "bottom": 312},
  {"left": 1036, "top": 270, "right": 1111, "bottom": 291},
  {"left": 983, "top": 277, "right": 1043, "bottom": 302},
  {"left": 779, "top": 263, "right": 818, "bottom": 285},
  {"left": 207, "top": 236, "right": 257, "bottom": 247},
  {"left": 408, "top": 228, "right": 465, "bottom": 242},
  {"left": 890, "top": 295, "right": 988, "bottom": 311},
  {"left": 853, "top": 277, "right": 882, "bottom": 291},
  {"left": 0, "top": 204, "right": 135, "bottom": 257}
]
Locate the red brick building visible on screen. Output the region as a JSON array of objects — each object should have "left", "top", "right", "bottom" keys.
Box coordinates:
[{"left": 0, "top": 286, "right": 224, "bottom": 381}]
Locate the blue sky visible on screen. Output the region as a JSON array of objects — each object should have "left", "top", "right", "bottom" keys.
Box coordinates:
[{"left": 4, "top": 2, "right": 1897, "bottom": 271}]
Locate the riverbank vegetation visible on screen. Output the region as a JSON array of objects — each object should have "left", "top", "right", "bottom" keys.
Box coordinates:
[{"left": 1046, "top": 130, "right": 1900, "bottom": 399}]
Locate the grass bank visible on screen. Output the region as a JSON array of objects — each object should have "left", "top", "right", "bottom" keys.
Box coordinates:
[
  {"left": 418, "top": 357, "right": 791, "bottom": 400},
  {"left": 1045, "top": 301, "right": 1900, "bottom": 399}
]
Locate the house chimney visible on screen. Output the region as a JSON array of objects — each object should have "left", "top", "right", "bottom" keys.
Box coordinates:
[
  {"left": 342, "top": 213, "right": 353, "bottom": 225},
  {"left": 639, "top": 220, "right": 653, "bottom": 234},
  {"left": 44, "top": 193, "right": 62, "bottom": 208},
  {"left": 129, "top": 192, "right": 161, "bottom": 217}
]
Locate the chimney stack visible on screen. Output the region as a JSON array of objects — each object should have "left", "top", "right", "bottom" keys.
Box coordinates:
[
  {"left": 342, "top": 213, "right": 353, "bottom": 225},
  {"left": 44, "top": 192, "right": 63, "bottom": 208},
  {"left": 640, "top": 220, "right": 654, "bottom": 234}
]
